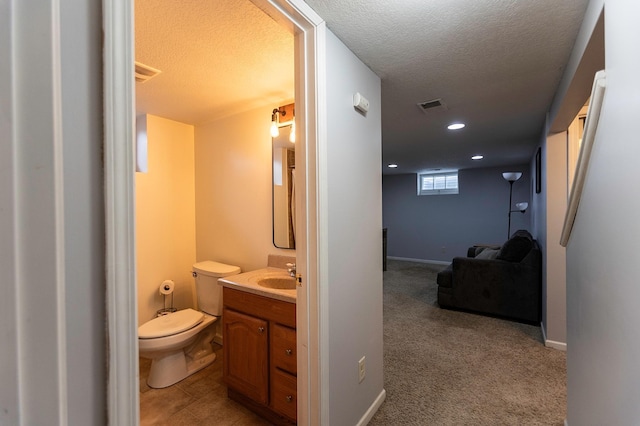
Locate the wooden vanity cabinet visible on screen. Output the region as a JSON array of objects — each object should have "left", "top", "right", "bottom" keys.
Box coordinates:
[
  {"left": 223, "top": 287, "right": 296, "bottom": 424},
  {"left": 270, "top": 323, "right": 297, "bottom": 420},
  {"left": 222, "top": 309, "right": 269, "bottom": 403}
]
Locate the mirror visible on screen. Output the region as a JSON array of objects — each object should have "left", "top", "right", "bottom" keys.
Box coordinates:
[{"left": 272, "top": 124, "right": 295, "bottom": 249}]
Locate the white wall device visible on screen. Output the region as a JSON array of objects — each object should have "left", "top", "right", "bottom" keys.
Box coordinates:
[{"left": 353, "top": 92, "right": 370, "bottom": 113}]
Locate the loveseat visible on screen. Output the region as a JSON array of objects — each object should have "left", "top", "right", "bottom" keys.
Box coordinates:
[{"left": 436, "top": 230, "right": 542, "bottom": 323}]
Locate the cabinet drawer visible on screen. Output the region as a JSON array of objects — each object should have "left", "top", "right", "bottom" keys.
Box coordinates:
[
  {"left": 271, "top": 368, "right": 297, "bottom": 421},
  {"left": 271, "top": 324, "right": 297, "bottom": 374},
  {"left": 223, "top": 287, "right": 295, "bottom": 327}
]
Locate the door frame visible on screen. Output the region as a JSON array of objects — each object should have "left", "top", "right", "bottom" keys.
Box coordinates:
[{"left": 102, "top": 0, "right": 325, "bottom": 424}]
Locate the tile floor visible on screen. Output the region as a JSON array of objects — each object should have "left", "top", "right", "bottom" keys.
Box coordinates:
[{"left": 139, "top": 343, "right": 273, "bottom": 426}]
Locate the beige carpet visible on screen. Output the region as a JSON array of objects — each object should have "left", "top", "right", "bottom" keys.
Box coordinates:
[{"left": 369, "top": 260, "right": 566, "bottom": 425}]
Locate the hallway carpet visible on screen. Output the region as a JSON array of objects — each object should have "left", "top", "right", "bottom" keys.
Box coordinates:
[{"left": 369, "top": 259, "right": 566, "bottom": 425}]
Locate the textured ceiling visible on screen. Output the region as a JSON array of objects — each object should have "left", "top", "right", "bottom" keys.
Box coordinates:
[
  {"left": 136, "top": 0, "right": 590, "bottom": 174},
  {"left": 304, "top": 0, "right": 590, "bottom": 173},
  {"left": 135, "top": 0, "right": 294, "bottom": 125}
]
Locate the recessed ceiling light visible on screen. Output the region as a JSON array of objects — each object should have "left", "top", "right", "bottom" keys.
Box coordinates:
[
  {"left": 471, "top": 155, "right": 484, "bottom": 160},
  {"left": 447, "top": 123, "right": 465, "bottom": 130},
  {"left": 388, "top": 164, "right": 398, "bottom": 168}
]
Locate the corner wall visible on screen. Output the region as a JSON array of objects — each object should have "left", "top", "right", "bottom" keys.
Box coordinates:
[
  {"left": 541, "top": 131, "right": 568, "bottom": 348},
  {"left": 322, "top": 29, "right": 384, "bottom": 425},
  {"left": 135, "top": 115, "right": 197, "bottom": 324},
  {"left": 565, "top": 0, "right": 640, "bottom": 423}
]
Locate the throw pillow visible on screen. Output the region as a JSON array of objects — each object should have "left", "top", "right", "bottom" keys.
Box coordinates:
[
  {"left": 497, "top": 230, "right": 533, "bottom": 262},
  {"left": 476, "top": 248, "right": 499, "bottom": 260}
]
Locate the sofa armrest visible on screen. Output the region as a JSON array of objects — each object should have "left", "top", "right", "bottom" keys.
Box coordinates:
[{"left": 450, "top": 257, "right": 541, "bottom": 322}]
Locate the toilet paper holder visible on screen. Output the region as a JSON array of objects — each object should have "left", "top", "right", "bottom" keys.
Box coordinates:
[{"left": 157, "top": 279, "right": 177, "bottom": 317}]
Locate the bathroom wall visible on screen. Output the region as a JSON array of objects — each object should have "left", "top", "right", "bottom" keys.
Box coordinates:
[
  {"left": 194, "top": 105, "right": 295, "bottom": 272},
  {"left": 136, "top": 114, "right": 197, "bottom": 325}
]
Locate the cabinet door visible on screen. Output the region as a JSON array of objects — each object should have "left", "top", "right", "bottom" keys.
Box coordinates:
[{"left": 223, "top": 308, "right": 269, "bottom": 404}]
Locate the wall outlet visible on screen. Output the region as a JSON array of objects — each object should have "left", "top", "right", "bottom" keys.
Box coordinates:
[{"left": 358, "top": 356, "right": 366, "bottom": 383}]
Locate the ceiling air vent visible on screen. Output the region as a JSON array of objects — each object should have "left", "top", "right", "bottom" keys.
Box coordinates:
[
  {"left": 417, "top": 98, "right": 448, "bottom": 113},
  {"left": 135, "top": 61, "right": 161, "bottom": 83}
]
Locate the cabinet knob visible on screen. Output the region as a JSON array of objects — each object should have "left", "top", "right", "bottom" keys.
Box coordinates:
[
  {"left": 285, "top": 349, "right": 292, "bottom": 356},
  {"left": 258, "top": 327, "right": 265, "bottom": 333},
  {"left": 286, "top": 395, "right": 293, "bottom": 403}
]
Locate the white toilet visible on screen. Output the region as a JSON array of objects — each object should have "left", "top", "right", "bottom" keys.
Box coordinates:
[{"left": 138, "top": 260, "right": 241, "bottom": 388}]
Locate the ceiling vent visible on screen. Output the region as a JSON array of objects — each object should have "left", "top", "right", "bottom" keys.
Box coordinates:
[
  {"left": 417, "top": 98, "right": 448, "bottom": 113},
  {"left": 135, "top": 61, "right": 161, "bottom": 83}
]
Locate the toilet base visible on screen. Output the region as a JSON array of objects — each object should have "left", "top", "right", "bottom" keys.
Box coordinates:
[
  {"left": 144, "top": 321, "right": 217, "bottom": 388},
  {"left": 186, "top": 352, "right": 216, "bottom": 377},
  {"left": 146, "top": 351, "right": 216, "bottom": 389}
]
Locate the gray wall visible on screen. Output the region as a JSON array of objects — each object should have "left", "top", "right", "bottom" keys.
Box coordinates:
[
  {"left": 563, "top": 0, "right": 640, "bottom": 423},
  {"left": 1, "top": 0, "right": 106, "bottom": 424},
  {"left": 383, "top": 165, "right": 532, "bottom": 262},
  {"left": 542, "top": 131, "right": 568, "bottom": 347},
  {"left": 323, "top": 29, "right": 385, "bottom": 424}
]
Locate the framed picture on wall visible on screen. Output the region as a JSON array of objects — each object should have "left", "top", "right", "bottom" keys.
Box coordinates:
[{"left": 535, "top": 147, "right": 541, "bottom": 194}]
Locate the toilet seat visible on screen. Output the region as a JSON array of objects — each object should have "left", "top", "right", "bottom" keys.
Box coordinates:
[{"left": 139, "top": 308, "right": 204, "bottom": 339}]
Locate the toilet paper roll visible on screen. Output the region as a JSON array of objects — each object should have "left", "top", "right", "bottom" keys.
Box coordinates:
[{"left": 159, "top": 280, "right": 175, "bottom": 295}]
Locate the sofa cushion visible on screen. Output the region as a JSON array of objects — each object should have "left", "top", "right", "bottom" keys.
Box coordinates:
[
  {"left": 496, "top": 230, "right": 533, "bottom": 262},
  {"left": 475, "top": 248, "right": 499, "bottom": 260}
]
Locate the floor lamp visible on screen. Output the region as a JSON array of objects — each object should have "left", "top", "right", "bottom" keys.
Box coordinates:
[{"left": 502, "top": 172, "right": 528, "bottom": 239}]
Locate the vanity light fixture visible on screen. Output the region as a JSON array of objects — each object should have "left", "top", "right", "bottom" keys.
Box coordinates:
[
  {"left": 270, "top": 120, "right": 279, "bottom": 137},
  {"left": 471, "top": 155, "right": 484, "bottom": 160},
  {"left": 388, "top": 164, "right": 398, "bottom": 168},
  {"left": 270, "top": 104, "right": 295, "bottom": 142},
  {"left": 289, "top": 120, "right": 296, "bottom": 143},
  {"left": 447, "top": 123, "right": 465, "bottom": 130},
  {"left": 270, "top": 107, "right": 286, "bottom": 137}
]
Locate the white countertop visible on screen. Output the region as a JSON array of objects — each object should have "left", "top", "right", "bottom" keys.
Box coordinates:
[{"left": 218, "top": 267, "right": 297, "bottom": 303}]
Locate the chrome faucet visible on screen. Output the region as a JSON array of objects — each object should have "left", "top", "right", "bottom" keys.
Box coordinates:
[{"left": 286, "top": 263, "right": 296, "bottom": 277}]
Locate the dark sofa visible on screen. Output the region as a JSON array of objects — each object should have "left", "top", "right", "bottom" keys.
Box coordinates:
[{"left": 436, "top": 230, "right": 542, "bottom": 323}]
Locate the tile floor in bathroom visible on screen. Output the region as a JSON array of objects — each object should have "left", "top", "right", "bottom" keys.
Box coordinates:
[{"left": 140, "top": 343, "right": 273, "bottom": 426}]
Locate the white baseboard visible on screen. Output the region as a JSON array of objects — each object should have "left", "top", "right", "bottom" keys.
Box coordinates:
[
  {"left": 356, "top": 389, "right": 386, "bottom": 426},
  {"left": 541, "top": 321, "right": 567, "bottom": 351},
  {"left": 387, "top": 256, "right": 450, "bottom": 267},
  {"left": 545, "top": 339, "right": 567, "bottom": 351}
]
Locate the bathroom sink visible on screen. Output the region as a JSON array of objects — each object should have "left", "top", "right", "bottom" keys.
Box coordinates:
[{"left": 257, "top": 276, "right": 297, "bottom": 290}]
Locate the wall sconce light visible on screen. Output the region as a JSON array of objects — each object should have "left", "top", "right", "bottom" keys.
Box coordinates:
[
  {"left": 270, "top": 104, "right": 295, "bottom": 143},
  {"left": 270, "top": 108, "right": 286, "bottom": 137},
  {"left": 502, "top": 172, "right": 528, "bottom": 238},
  {"left": 289, "top": 120, "right": 296, "bottom": 143}
]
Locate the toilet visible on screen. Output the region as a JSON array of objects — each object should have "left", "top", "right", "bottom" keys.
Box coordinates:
[{"left": 138, "top": 260, "right": 241, "bottom": 388}]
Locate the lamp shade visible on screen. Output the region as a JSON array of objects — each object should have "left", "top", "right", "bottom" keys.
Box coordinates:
[{"left": 502, "top": 172, "right": 523, "bottom": 182}]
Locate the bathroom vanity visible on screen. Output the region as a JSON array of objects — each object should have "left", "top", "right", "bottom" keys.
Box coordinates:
[{"left": 220, "top": 268, "right": 297, "bottom": 425}]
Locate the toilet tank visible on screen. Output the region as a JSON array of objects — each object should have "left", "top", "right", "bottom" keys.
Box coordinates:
[{"left": 192, "top": 261, "right": 241, "bottom": 316}]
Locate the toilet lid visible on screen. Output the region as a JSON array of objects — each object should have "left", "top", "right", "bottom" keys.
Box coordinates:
[{"left": 138, "top": 308, "right": 204, "bottom": 339}]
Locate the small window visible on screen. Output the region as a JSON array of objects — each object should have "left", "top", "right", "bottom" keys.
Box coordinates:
[{"left": 418, "top": 172, "right": 459, "bottom": 195}]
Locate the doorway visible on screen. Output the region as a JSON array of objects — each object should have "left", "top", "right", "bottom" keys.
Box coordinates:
[{"left": 103, "top": 0, "right": 323, "bottom": 424}]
